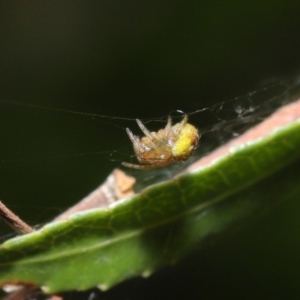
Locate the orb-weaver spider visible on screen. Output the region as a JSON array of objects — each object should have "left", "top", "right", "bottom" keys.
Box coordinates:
[{"left": 122, "top": 114, "right": 199, "bottom": 170}]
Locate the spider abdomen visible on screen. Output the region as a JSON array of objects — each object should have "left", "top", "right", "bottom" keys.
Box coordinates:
[{"left": 172, "top": 123, "right": 199, "bottom": 161}]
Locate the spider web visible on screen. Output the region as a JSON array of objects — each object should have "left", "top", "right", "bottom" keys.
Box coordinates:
[
  {"left": 0, "top": 76, "right": 300, "bottom": 236},
  {"left": 132, "top": 76, "right": 300, "bottom": 188}
]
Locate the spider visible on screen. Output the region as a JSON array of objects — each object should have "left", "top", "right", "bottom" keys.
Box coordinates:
[{"left": 122, "top": 114, "right": 200, "bottom": 169}]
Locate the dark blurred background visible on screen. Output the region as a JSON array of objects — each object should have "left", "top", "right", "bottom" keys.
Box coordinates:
[{"left": 0, "top": 1, "right": 300, "bottom": 299}]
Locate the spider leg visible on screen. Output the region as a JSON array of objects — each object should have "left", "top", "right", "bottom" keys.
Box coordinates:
[
  {"left": 136, "top": 119, "right": 158, "bottom": 146},
  {"left": 174, "top": 114, "right": 188, "bottom": 134},
  {"left": 125, "top": 128, "right": 145, "bottom": 152},
  {"left": 164, "top": 116, "right": 172, "bottom": 137},
  {"left": 122, "top": 162, "right": 156, "bottom": 169},
  {"left": 136, "top": 119, "right": 168, "bottom": 147}
]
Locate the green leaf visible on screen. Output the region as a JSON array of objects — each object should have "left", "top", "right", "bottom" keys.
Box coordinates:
[{"left": 0, "top": 101, "right": 300, "bottom": 293}]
